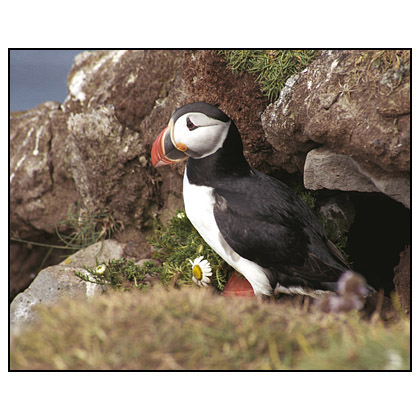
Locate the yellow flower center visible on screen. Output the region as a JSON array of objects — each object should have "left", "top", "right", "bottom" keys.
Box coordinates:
[{"left": 192, "top": 264, "right": 203, "bottom": 280}]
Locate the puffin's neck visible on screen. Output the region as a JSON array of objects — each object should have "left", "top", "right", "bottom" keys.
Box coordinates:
[{"left": 186, "top": 122, "right": 251, "bottom": 187}]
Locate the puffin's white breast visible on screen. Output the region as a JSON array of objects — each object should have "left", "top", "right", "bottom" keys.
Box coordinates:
[{"left": 182, "top": 170, "right": 273, "bottom": 296}]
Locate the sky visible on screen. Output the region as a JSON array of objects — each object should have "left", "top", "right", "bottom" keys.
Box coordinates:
[{"left": 9, "top": 49, "right": 89, "bottom": 111}]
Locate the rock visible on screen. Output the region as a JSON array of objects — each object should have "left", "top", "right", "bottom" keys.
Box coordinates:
[
  {"left": 304, "top": 148, "right": 410, "bottom": 208},
  {"left": 9, "top": 240, "right": 68, "bottom": 302},
  {"left": 10, "top": 239, "right": 125, "bottom": 333},
  {"left": 318, "top": 193, "right": 355, "bottom": 232},
  {"left": 393, "top": 246, "right": 410, "bottom": 314},
  {"left": 10, "top": 50, "right": 186, "bottom": 297},
  {"left": 10, "top": 49, "right": 411, "bottom": 308},
  {"left": 10, "top": 266, "right": 105, "bottom": 334},
  {"left": 63, "top": 50, "right": 186, "bottom": 230},
  {"left": 10, "top": 101, "right": 78, "bottom": 236},
  {"left": 304, "top": 148, "right": 377, "bottom": 192},
  {"left": 10, "top": 101, "right": 80, "bottom": 299},
  {"left": 181, "top": 51, "right": 275, "bottom": 173},
  {"left": 9, "top": 49, "right": 283, "bottom": 297},
  {"left": 262, "top": 50, "right": 410, "bottom": 203},
  {"left": 59, "top": 239, "right": 125, "bottom": 267}
]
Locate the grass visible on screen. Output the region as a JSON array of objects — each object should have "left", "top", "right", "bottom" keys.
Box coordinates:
[
  {"left": 220, "top": 50, "right": 410, "bottom": 103},
  {"left": 10, "top": 286, "right": 410, "bottom": 370},
  {"left": 55, "top": 200, "right": 123, "bottom": 250},
  {"left": 11, "top": 201, "right": 123, "bottom": 275},
  {"left": 220, "top": 50, "right": 318, "bottom": 102}
]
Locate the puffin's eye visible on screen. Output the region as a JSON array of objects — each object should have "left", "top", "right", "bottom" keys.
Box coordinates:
[{"left": 186, "top": 117, "right": 198, "bottom": 131}]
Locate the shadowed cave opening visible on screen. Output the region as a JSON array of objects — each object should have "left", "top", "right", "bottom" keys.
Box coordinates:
[{"left": 345, "top": 192, "right": 411, "bottom": 295}]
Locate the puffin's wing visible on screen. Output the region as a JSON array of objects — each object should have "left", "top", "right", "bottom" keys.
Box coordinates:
[
  {"left": 213, "top": 190, "right": 309, "bottom": 269},
  {"left": 212, "top": 172, "right": 346, "bottom": 285}
]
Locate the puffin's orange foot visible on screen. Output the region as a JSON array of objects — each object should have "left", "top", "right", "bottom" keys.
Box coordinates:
[{"left": 223, "top": 271, "right": 255, "bottom": 297}]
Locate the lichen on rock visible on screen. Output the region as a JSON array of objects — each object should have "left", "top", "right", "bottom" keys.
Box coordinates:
[{"left": 261, "top": 50, "right": 410, "bottom": 208}]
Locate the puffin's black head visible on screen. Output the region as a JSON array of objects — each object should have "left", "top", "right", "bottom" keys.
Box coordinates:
[{"left": 151, "top": 102, "right": 234, "bottom": 167}]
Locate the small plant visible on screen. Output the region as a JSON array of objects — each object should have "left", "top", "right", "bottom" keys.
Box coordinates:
[
  {"left": 318, "top": 215, "right": 350, "bottom": 262},
  {"left": 220, "top": 50, "right": 318, "bottom": 102},
  {"left": 56, "top": 201, "right": 123, "bottom": 250},
  {"left": 76, "top": 211, "right": 232, "bottom": 293},
  {"left": 147, "top": 211, "right": 232, "bottom": 290},
  {"left": 75, "top": 259, "right": 157, "bottom": 292},
  {"left": 352, "top": 50, "right": 410, "bottom": 90}
]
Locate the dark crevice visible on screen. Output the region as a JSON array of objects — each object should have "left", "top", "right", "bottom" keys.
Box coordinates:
[{"left": 345, "top": 192, "right": 411, "bottom": 295}]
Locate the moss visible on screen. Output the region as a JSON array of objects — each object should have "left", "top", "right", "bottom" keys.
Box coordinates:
[
  {"left": 220, "top": 50, "right": 318, "bottom": 102},
  {"left": 10, "top": 286, "right": 410, "bottom": 370}
]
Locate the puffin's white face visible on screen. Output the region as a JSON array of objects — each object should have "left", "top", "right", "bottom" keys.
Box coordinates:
[
  {"left": 151, "top": 102, "right": 233, "bottom": 168},
  {"left": 173, "top": 112, "right": 231, "bottom": 159}
]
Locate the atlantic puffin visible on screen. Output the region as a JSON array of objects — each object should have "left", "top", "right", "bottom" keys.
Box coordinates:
[{"left": 151, "top": 102, "right": 352, "bottom": 297}]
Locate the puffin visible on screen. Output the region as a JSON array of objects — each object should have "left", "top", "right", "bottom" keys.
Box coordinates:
[{"left": 151, "top": 102, "right": 353, "bottom": 298}]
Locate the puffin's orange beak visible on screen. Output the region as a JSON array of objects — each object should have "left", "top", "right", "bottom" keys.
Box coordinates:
[
  {"left": 151, "top": 123, "right": 188, "bottom": 167},
  {"left": 151, "top": 126, "right": 172, "bottom": 167}
]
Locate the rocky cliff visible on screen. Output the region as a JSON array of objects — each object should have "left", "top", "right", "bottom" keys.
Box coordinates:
[{"left": 10, "top": 49, "right": 410, "bottom": 313}]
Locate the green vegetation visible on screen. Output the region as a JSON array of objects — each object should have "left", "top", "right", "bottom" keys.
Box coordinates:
[
  {"left": 10, "top": 286, "right": 410, "bottom": 370},
  {"left": 319, "top": 215, "right": 350, "bottom": 261},
  {"left": 220, "top": 50, "right": 318, "bottom": 102},
  {"left": 75, "top": 211, "right": 232, "bottom": 292},
  {"left": 75, "top": 258, "right": 158, "bottom": 292},
  {"left": 56, "top": 201, "right": 123, "bottom": 250},
  {"left": 147, "top": 211, "right": 231, "bottom": 290},
  {"left": 354, "top": 50, "right": 410, "bottom": 88}
]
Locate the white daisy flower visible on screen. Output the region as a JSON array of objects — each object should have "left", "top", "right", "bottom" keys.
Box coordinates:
[
  {"left": 95, "top": 264, "right": 107, "bottom": 275},
  {"left": 189, "top": 256, "right": 212, "bottom": 287}
]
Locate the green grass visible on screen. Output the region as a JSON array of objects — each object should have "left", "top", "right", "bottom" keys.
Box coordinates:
[
  {"left": 220, "top": 50, "right": 318, "bottom": 102},
  {"left": 10, "top": 286, "right": 410, "bottom": 370}
]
